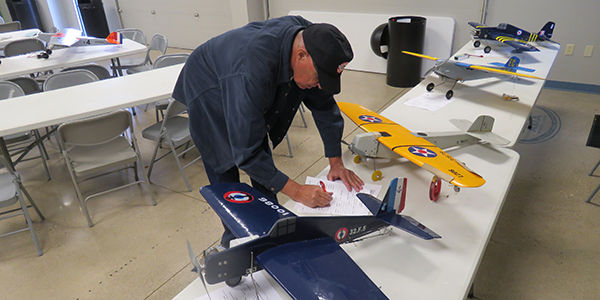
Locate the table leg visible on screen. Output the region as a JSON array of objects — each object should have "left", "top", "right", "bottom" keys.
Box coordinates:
[
  {"left": 0, "top": 137, "right": 15, "bottom": 171},
  {"left": 111, "top": 57, "right": 124, "bottom": 76}
]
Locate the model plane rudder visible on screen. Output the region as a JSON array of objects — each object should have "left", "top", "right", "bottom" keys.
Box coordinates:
[
  {"left": 539, "top": 21, "right": 555, "bottom": 38},
  {"left": 356, "top": 177, "right": 407, "bottom": 216},
  {"left": 106, "top": 32, "right": 123, "bottom": 44}
]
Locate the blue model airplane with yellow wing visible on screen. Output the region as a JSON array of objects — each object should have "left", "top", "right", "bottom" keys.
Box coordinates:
[
  {"left": 468, "top": 21, "right": 557, "bottom": 53},
  {"left": 187, "top": 178, "right": 440, "bottom": 300},
  {"left": 402, "top": 51, "right": 545, "bottom": 99}
]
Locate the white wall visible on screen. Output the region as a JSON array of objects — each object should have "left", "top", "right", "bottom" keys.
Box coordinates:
[{"left": 268, "top": 0, "right": 600, "bottom": 85}]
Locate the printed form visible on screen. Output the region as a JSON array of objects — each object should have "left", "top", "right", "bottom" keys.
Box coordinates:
[{"left": 294, "top": 176, "right": 382, "bottom": 215}]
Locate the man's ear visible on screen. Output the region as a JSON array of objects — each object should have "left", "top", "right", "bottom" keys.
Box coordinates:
[{"left": 298, "top": 48, "right": 310, "bottom": 61}]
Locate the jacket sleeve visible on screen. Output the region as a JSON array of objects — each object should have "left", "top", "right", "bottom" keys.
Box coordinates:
[{"left": 303, "top": 89, "right": 344, "bottom": 158}]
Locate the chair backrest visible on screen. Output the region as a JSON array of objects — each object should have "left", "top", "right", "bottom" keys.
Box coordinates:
[
  {"left": 62, "top": 64, "right": 111, "bottom": 80},
  {"left": 153, "top": 53, "right": 189, "bottom": 69},
  {"left": 3, "top": 39, "right": 45, "bottom": 57},
  {"left": 117, "top": 28, "right": 147, "bottom": 45},
  {"left": 7, "top": 77, "right": 41, "bottom": 95},
  {"left": 0, "top": 81, "right": 25, "bottom": 100},
  {"left": 164, "top": 99, "right": 188, "bottom": 119},
  {"left": 43, "top": 69, "right": 99, "bottom": 91},
  {"left": 146, "top": 34, "right": 168, "bottom": 64},
  {"left": 0, "top": 15, "right": 5, "bottom": 24},
  {"left": 0, "top": 21, "right": 20, "bottom": 33},
  {"left": 58, "top": 110, "right": 132, "bottom": 147}
]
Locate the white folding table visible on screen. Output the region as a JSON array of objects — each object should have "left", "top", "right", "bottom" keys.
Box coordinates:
[{"left": 0, "top": 38, "right": 147, "bottom": 79}]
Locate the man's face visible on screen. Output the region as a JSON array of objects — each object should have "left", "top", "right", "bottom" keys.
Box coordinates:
[{"left": 293, "top": 55, "right": 321, "bottom": 90}]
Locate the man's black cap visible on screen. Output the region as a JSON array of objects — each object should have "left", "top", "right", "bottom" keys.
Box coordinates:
[{"left": 303, "top": 23, "right": 353, "bottom": 95}]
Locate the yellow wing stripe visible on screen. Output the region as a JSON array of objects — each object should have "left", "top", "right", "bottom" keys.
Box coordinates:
[
  {"left": 402, "top": 51, "right": 440, "bottom": 61},
  {"left": 469, "top": 65, "right": 545, "bottom": 80},
  {"left": 338, "top": 102, "right": 485, "bottom": 188}
]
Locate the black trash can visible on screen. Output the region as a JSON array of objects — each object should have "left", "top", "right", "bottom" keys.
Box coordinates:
[
  {"left": 371, "top": 16, "right": 426, "bottom": 88},
  {"left": 5, "top": 0, "right": 45, "bottom": 31},
  {"left": 78, "top": 0, "right": 110, "bottom": 38}
]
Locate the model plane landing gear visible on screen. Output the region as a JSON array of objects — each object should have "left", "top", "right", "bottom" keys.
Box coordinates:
[
  {"left": 353, "top": 155, "right": 383, "bottom": 182},
  {"left": 483, "top": 46, "right": 491, "bottom": 53},
  {"left": 226, "top": 276, "right": 242, "bottom": 287},
  {"left": 37, "top": 49, "right": 52, "bottom": 59},
  {"left": 429, "top": 176, "right": 442, "bottom": 202},
  {"left": 473, "top": 40, "right": 481, "bottom": 48},
  {"left": 426, "top": 79, "right": 455, "bottom": 100}
]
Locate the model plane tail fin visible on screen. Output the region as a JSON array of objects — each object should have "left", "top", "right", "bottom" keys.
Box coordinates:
[
  {"left": 539, "top": 21, "right": 555, "bottom": 39},
  {"left": 356, "top": 177, "right": 407, "bottom": 216},
  {"left": 106, "top": 32, "right": 123, "bottom": 44},
  {"left": 450, "top": 116, "right": 511, "bottom": 146},
  {"left": 356, "top": 178, "right": 440, "bottom": 240}
]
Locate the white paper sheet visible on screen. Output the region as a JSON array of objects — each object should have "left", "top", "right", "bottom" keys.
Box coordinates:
[
  {"left": 403, "top": 91, "right": 455, "bottom": 111},
  {"left": 193, "top": 272, "right": 283, "bottom": 300},
  {"left": 293, "top": 177, "right": 382, "bottom": 215}
]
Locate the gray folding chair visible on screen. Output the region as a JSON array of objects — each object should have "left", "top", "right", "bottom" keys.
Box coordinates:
[
  {"left": 3, "top": 39, "right": 46, "bottom": 57},
  {"left": 0, "top": 21, "right": 21, "bottom": 33},
  {"left": 142, "top": 99, "right": 201, "bottom": 192},
  {"left": 0, "top": 81, "right": 50, "bottom": 179},
  {"left": 117, "top": 28, "right": 147, "bottom": 46},
  {"left": 0, "top": 156, "right": 45, "bottom": 256},
  {"left": 124, "top": 34, "right": 168, "bottom": 74},
  {"left": 57, "top": 110, "right": 156, "bottom": 227},
  {"left": 61, "top": 64, "right": 112, "bottom": 80},
  {"left": 149, "top": 53, "right": 190, "bottom": 121},
  {"left": 7, "top": 77, "right": 42, "bottom": 94},
  {"left": 43, "top": 69, "right": 99, "bottom": 91}
]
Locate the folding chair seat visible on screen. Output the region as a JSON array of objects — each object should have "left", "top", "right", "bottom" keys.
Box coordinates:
[
  {"left": 142, "top": 99, "right": 201, "bottom": 192},
  {"left": 57, "top": 110, "right": 156, "bottom": 227},
  {"left": 0, "top": 81, "right": 50, "bottom": 179},
  {"left": 0, "top": 156, "right": 45, "bottom": 256}
]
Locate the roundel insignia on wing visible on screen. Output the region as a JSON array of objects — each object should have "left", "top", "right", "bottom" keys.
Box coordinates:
[
  {"left": 359, "top": 115, "right": 382, "bottom": 123},
  {"left": 408, "top": 146, "right": 437, "bottom": 158},
  {"left": 517, "top": 30, "right": 523, "bottom": 36},
  {"left": 224, "top": 191, "right": 254, "bottom": 203},
  {"left": 335, "top": 227, "right": 348, "bottom": 242}
]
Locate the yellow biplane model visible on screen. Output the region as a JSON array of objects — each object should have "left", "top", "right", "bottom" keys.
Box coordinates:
[{"left": 339, "top": 102, "right": 510, "bottom": 201}]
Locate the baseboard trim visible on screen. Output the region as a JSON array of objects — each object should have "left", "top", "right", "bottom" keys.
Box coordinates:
[{"left": 544, "top": 80, "right": 600, "bottom": 95}]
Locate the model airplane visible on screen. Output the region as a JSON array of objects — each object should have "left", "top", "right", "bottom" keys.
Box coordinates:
[
  {"left": 34, "top": 28, "right": 123, "bottom": 59},
  {"left": 402, "top": 50, "right": 544, "bottom": 99},
  {"left": 338, "top": 102, "right": 510, "bottom": 201},
  {"left": 187, "top": 178, "right": 440, "bottom": 300},
  {"left": 468, "top": 21, "right": 556, "bottom": 53}
]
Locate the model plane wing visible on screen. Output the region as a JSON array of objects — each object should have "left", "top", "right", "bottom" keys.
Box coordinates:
[
  {"left": 257, "top": 237, "right": 389, "bottom": 300},
  {"left": 466, "top": 64, "right": 544, "bottom": 80},
  {"left": 338, "top": 102, "right": 485, "bottom": 188},
  {"left": 199, "top": 183, "right": 296, "bottom": 239}
]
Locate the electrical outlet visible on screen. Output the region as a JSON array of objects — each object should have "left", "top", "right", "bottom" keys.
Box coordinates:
[
  {"left": 584, "top": 45, "right": 594, "bottom": 57},
  {"left": 565, "top": 44, "right": 575, "bottom": 56}
]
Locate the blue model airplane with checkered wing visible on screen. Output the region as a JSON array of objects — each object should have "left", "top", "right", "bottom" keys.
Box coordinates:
[{"left": 188, "top": 178, "right": 440, "bottom": 300}]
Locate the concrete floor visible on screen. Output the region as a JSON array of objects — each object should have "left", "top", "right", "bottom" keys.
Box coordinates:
[{"left": 1, "top": 52, "right": 599, "bottom": 299}]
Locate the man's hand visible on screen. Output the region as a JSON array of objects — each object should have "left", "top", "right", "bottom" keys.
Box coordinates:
[
  {"left": 281, "top": 179, "right": 332, "bottom": 208},
  {"left": 327, "top": 157, "right": 364, "bottom": 191}
]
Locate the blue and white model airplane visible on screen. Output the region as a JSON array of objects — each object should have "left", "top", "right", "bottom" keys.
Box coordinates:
[
  {"left": 468, "top": 21, "right": 557, "bottom": 53},
  {"left": 188, "top": 178, "right": 440, "bottom": 299}
]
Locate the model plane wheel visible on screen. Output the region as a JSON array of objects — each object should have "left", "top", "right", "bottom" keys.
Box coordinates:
[
  {"left": 484, "top": 46, "right": 492, "bottom": 53},
  {"left": 474, "top": 40, "right": 481, "bottom": 48},
  {"left": 454, "top": 185, "right": 461, "bottom": 193},
  {"left": 445, "top": 90, "right": 454, "bottom": 100},
  {"left": 353, "top": 155, "right": 362, "bottom": 164},
  {"left": 225, "top": 276, "right": 242, "bottom": 287},
  {"left": 372, "top": 170, "right": 382, "bottom": 182},
  {"left": 426, "top": 82, "right": 435, "bottom": 92},
  {"left": 46, "top": 49, "right": 52, "bottom": 55},
  {"left": 429, "top": 176, "right": 442, "bottom": 202}
]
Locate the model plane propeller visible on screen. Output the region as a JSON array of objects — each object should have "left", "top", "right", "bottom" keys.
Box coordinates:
[
  {"left": 34, "top": 28, "right": 123, "bottom": 59},
  {"left": 468, "top": 21, "right": 558, "bottom": 53},
  {"left": 403, "top": 51, "right": 545, "bottom": 99},
  {"left": 339, "top": 102, "right": 510, "bottom": 201},
  {"left": 187, "top": 178, "right": 440, "bottom": 300}
]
